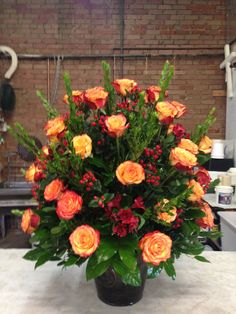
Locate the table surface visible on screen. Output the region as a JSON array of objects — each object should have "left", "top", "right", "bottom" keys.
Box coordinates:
[
  {"left": 0, "top": 250, "right": 236, "bottom": 314},
  {"left": 204, "top": 193, "right": 236, "bottom": 209}
]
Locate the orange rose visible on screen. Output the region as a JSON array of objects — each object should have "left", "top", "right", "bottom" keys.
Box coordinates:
[
  {"left": 25, "top": 163, "right": 41, "bottom": 182},
  {"left": 69, "top": 225, "right": 100, "bottom": 257},
  {"left": 155, "top": 101, "right": 178, "bottom": 123},
  {"left": 21, "top": 208, "right": 40, "bottom": 234},
  {"left": 196, "top": 202, "right": 215, "bottom": 229},
  {"left": 116, "top": 161, "right": 145, "bottom": 185},
  {"left": 72, "top": 134, "right": 92, "bottom": 159},
  {"left": 105, "top": 114, "right": 129, "bottom": 137},
  {"left": 178, "top": 139, "right": 199, "bottom": 155},
  {"left": 171, "top": 101, "right": 187, "bottom": 118},
  {"left": 169, "top": 147, "right": 197, "bottom": 168},
  {"left": 63, "top": 90, "right": 83, "bottom": 105},
  {"left": 44, "top": 116, "right": 66, "bottom": 138},
  {"left": 198, "top": 135, "right": 212, "bottom": 154},
  {"left": 56, "top": 190, "right": 83, "bottom": 220},
  {"left": 188, "top": 179, "right": 205, "bottom": 202},
  {"left": 146, "top": 86, "right": 161, "bottom": 102},
  {"left": 44, "top": 179, "right": 64, "bottom": 202},
  {"left": 139, "top": 231, "right": 172, "bottom": 266},
  {"left": 157, "top": 199, "right": 177, "bottom": 223},
  {"left": 112, "top": 79, "right": 137, "bottom": 96},
  {"left": 84, "top": 86, "right": 108, "bottom": 109}
]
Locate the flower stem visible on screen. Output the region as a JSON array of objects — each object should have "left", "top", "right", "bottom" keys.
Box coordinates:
[{"left": 116, "top": 137, "right": 120, "bottom": 161}]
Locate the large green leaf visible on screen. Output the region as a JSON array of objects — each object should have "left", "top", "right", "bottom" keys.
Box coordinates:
[
  {"left": 96, "top": 238, "right": 117, "bottom": 263},
  {"left": 23, "top": 248, "right": 45, "bottom": 261},
  {"left": 112, "top": 258, "right": 141, "bottom": 286},
  {"left": 86, "top": 254, "right": 111, "bottom": 281},
  {"left": 35, "top": 252, "right": 55, "bottom": 269},
  {"left": 163, "top": 259, "right": 176, "bottom": 279},
  {"left": 118, "top": 247, "right": 137, "bottom": 271}
]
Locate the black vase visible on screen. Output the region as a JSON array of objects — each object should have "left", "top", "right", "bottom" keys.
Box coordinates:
[{"left": 94, "top": 260, "right": 147, "bottom": 306}]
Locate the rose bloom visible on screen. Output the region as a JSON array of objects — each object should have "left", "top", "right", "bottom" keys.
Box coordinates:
[
  {"left": 44, "top": 179, "right": 64, "bottom": 201},
  {"left": 112, "top": 79, "right": 137, "bottom": 96},
  {"left": 84, "top": 86, "right": 108, "bottom": 109},
  {"left": 155, "top": 101, "right": 178, "bottom": 123},
  {"left": 157, "top": 199, "right": 177, "bottom": 223},
  {"left": 169, "top": 147, "right": 197, "bottom": 168},
  {"left": 69, "top": 225, "right": 100, "bottom": 257},
  {"left": 25, "top": 163, "right": 41, "bottom": 182},
  {"left": 105, "top": 114, "right": 129, "bottom": 137},
  {"left": 178, "top": 139, "right": 199, "bottom": 155},
  {"left": 139, "top": 231, "right": 172, "bottom": 266},
  {"left": 195, "top": 167, "right": 211, "bottom": 188},
  {"left": 56, "top": 190, "right": 83, "bottom": 220},
  {"left": 196, "top": 202, "right": 215, "bottom": 229},
  {"left": 198, "top": 135, "right": 212, "bottom": 154},
  {"left": 63, "top": 90, "right": 83, "bottom": 105},
  {"left": 21, "top": 208, "right": 40, "bottom": 234},
  {"left": 171, "top": 101, "right": 187, "bottom": 118},
  {"left": 72, "top": 134, "right": 92, "bottom": 159},
  {"left": 44, "top": 116, "right": 66, "bottom": 138},
  {"left": 188, "top": 179, "right": 205, "bottom": 202},
  {"left": 146, "top": 86, "right": 161, "bottom": 102},
  {"left": 116, "top": 161, "right": 145, "bottom": 185}
]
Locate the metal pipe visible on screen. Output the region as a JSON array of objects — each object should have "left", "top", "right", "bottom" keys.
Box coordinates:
[
  {"left": 112, "top": 47, "right": 223, "bottom": 51},
  {"left": 0, "top": 52, "right": 223, "bottom": 61}
]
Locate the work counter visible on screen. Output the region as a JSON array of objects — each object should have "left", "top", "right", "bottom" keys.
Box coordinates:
[{"left": 0, "top": 250, "right": 236, "bottom": 314}]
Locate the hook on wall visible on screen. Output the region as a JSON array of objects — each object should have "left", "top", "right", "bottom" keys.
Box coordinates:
[{"left": 0, "top": 46, "right": 18, "bottom": 80}]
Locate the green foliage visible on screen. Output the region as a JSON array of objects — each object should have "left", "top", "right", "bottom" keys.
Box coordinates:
[
  {"left": 36, "top": 91, "right": 58, "bottom": 119},
  {"left": 191, "top": 107, "right": 216, "bottom": 144}
]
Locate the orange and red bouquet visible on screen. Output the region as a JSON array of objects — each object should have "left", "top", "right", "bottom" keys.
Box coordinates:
[{"left": 14, "top": 61, "right": 219, "bottom": 285}]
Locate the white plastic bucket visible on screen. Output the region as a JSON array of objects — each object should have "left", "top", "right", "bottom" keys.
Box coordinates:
[{"left": 215, "top": 185, "right": 233, "bottom": 205}]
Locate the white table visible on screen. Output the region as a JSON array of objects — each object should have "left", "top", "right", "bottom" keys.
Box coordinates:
[{"left": 0, "top": 250, "right": 236, "bottom": 314}]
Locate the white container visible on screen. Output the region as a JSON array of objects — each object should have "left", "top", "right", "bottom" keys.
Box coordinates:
[
  {"left": 218, "top": 212, "right": 236, "bottom": 251},
  {"left": 211, "top": 139, "right": 225, "bottom": 159},
  {"left": 215, "top": 185, "right": 233, "bottom": 205}
]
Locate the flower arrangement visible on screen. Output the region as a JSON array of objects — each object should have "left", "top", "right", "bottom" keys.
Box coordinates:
[{"left": 13, "top": 61, "right": 220, "bottom": 286}]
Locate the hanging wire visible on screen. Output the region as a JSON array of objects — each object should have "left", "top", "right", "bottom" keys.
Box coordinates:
[{"left": 50, "top": 55, "right": 62, "bottom": 105}]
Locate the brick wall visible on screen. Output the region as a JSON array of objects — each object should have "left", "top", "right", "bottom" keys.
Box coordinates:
[{"left": 0, "top": 0, "right": 226, "bottom": 156}]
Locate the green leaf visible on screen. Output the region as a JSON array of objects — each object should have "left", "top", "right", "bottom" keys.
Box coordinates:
[
  {"left": 147, "top": 264, "right": 163, "bottom": 279},
  {"left": 36, "top": 91, "right": 58, "bottom": 119},
  {"left": 35, "top": 252, "right": 54, "bottom": 269},
  {"left": 42, "top": 207, "right": 55, "bottom": 213},
  {"left": 103, "top": 193, "right": 115, "bottom": 203},
  {"left": 185, "top": 209, "right": 206, "bottom": 219},
  {"left": 112, "top": 258, "right": 141, "bottom": 286},
  {"left": 118, "top": 247, "right": 137, "bottom": 271},
  {"left": 88, "top": 199, "right": 99, "bottom": 208},
  {"left": 87, "top": 157, "right": 107, "bottom": 169},
  {"left": 86, "top": 254, "right": 111, "bottom": 281},
  {"left": 163, "top": 259, "right": 176, "bottom": 279},
  {"left": 50, "top": 225, "right": 65, "bottom": 236},
  {"left": 11, "top": 209, "right": 23, "bottom": 217},
  {"left": 96, "top": 238, "right": 117, "bottom": 263},
  {"left": 64, "top": 255, "right": 81, "bottom": 267},
  {"left": 194, "top": 255, "right": 210, "bottom": 263},
  {"left": 30, "top": 229, "right": 50, "bottom": 243},
  {"left": 23, "top": 248, "right": 44, "bottom": 261}
]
